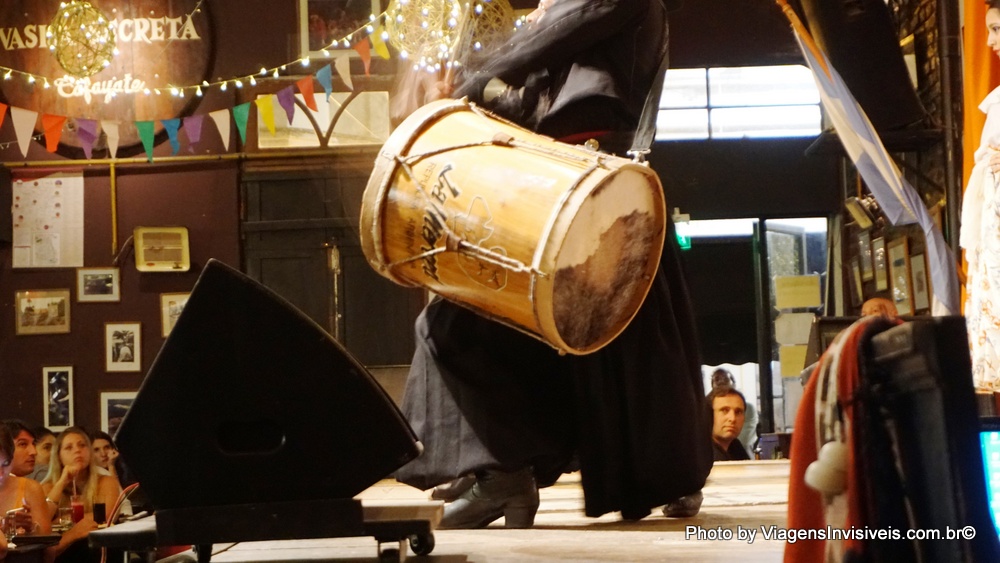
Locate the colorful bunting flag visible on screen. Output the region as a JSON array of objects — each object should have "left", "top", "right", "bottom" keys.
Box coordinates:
[
  {"left": 317, "top": 64, "right": 334, "bottom": 100},
  {"left": 136, "top": 121, "right": 156, "bottom": 161},
  {"left": 333, "top": 56, "right": 353, "bottom": 91},
  {"left": 184, "top": 115, "right": 205, "bottom": 151},
  {"left": 0, "top": 102, "right": 7, "bottom": 132},
  {"left": 255, "top": 96, "right": 276, "bottom": 135},
  {"left": 11, "top": 107, "right": 37, "bottom": 158},
  {"left": 232, "top": 102, "right": 250, "bottom": 144},
  {"left": 296, "top": 76, "right": 318, "bottom": 112},
  {"left": 209, "top": 109, "right": 231, "bottom": 151},
  {"left": 276, "top": 86, "right": 296, "bottom": 124},
  {"left": 371, "top": 27, "right": 390, "bottom": 60},
  {"left": 353, "top": 38, "right": 372, "bottom": 76},
  {"left": 101, "top": 121, "right": 120, "bottom": 158},
  {"left": 77, "top": 119, "right": 99, "bottom": 159},
  {"left": 162, "top": 118, "right": 181, "bottom": 155},
  {"left": 41, "top": 114, "right": 66, "bottom": 153}
]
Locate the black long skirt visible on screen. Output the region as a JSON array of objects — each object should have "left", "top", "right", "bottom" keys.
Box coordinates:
[{"left": 395, "top": 223, "right": 713, "bottom": 518}]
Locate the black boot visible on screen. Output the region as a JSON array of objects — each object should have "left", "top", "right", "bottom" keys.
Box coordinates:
[
  {"left": 662, "top": 491, "right": 703, "bottom": 518},
  {"left": 430, "top": 474, "right": 476, "bottom": 502},
  {"left": 439, "top": 467, "right": 539, "bottom": 529}
]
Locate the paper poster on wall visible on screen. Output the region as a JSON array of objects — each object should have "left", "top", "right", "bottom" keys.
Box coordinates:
[
  {"left": 779, "top": 344, "right": 809, "bottom": 377},
  {"left": 773, "top": 275, "right": 822, "bottom": 310},
  {"left": 11, "top": 173, "right": 84, "bottom": 268},
  {"left": 774, "top": 312, "right": 816, "bottom": 346}
]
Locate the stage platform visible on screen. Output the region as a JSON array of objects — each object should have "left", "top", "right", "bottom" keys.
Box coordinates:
[{"left": 133, "top": 460, "right": 790, "bottom": 562}]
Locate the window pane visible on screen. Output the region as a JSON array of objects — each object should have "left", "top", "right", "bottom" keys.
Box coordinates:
[
  {"left": 710, "top": 106, "right": 821, "bottom": 139},
  {"left": 708, "top": 65, "right": 820, "bottom": 107},
  {"left": 656, "top": 109, "right": 709, "bottom": 140},
  {"left": 661, "top": 68, "right": 708, "bottom": 108}
]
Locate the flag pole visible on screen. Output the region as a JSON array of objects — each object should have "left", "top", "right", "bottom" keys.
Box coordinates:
[{"left": 774, "top": 0, "right": 830, "bottom": 78}]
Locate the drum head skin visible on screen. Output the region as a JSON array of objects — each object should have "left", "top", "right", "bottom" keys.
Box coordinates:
[{"left": 551, "top": 169, "right": 664, "bottom": 351}]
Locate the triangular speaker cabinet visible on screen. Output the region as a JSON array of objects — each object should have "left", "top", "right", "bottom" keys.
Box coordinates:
[{"left": 116, "top": 259, "right": 421, "bottom": 538}]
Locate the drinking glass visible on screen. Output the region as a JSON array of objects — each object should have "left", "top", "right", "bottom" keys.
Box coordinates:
[
  {"left": 58, "top": 507, "right": 73, "bottom": 528},
  {"left": 70, "top": 495, "right": 84, "bottom": 523}
]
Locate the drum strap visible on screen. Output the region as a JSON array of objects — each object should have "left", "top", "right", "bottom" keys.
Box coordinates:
[{"left": 629, "top": 2, "right": 671, "bottom": 163}]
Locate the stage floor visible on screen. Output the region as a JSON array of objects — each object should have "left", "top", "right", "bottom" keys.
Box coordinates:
[{"left": 203, "top": 460, "right": 790, "bottom": 562}]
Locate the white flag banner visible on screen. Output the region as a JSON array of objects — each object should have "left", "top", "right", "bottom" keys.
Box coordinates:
[
  {"left": 334, "top": 55, "right": 353, "bottom": 92},
  {"left": 783, "top": 8, "right": 959, "bottom": 315},
  {"left": 10, "top": 106, "right": 37, "bottom": 158},
  {"left": 209, "top": 109, "right": 231, "bottom": 151},
  {"left": 101, "top": 120, "right": 120, "bottom": 158}
]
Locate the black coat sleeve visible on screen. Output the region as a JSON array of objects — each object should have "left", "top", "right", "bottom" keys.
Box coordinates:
[{"left": 454, "top": 0, "right": 649, "bottom": 100}]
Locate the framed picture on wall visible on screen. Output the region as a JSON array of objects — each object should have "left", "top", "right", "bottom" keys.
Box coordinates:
[
  {"left": 911, "top": 252, "right": 930, "bottom": 313},
  {"left": 299, "top": 0, "right": 383, "bottom": 57},
  {"left": 872, "top": 237, "right": 888, "bottom": 291},
  {"left": 77, "top": 267, "right": 121, "bottom": 302},
  {"left": 160, "top": 292, "right": 191, "bottom": 337},
  {"left": 106, "top": 322, "right": 142, "bottom": 372},
  {"left": 100, "top": 391, "right": 138, "bottom": 436},
  {"left": 851, "top": 258, "right": 864, "bottom": 307},
  {"left": 43, "top": 366, "right": 73, "bottom": 432},
  {"left": 15, "top": 289, "right": 71, "bottom": 335},
  {"left": 887, "top": 238, "right": 914, "bottom": 316},
  {"left": 858, "top": 231, "right": 873, "bottom": 281}
]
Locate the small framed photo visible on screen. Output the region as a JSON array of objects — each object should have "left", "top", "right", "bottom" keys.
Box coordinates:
[
  {"left": 100, "top": 391, "right": 138, "bottom": 436},
  {"left": 15, "top": 289, "right": 71, "bottom": 335},
  {"left": 858, "top": 231, "right": 873, "bottom": 281},
  {"left": 887, "top": 238, "right": 914, "bottom": 316},
  {"left": 77, "top": 267, "right": 121, "bottom": 302},
  {"left": 911, "top": 252, "right": 930, "bottom": 313},
  {"left": 872, "top": 237, "right": 888, "bottom": 291},
  {"left": 43, "top": 366, "right": 74, "bottom": 432},
  {"left": 160, "top": 292, "right": 191, "bottom": 337},
  {"left": 105, "top": 322, "right": 142, "bottom": 372},
  {"left": 851, "top": 258, "right": 864, "bottom": 307}
]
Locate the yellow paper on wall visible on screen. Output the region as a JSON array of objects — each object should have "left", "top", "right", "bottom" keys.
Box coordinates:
[
  {"left": 774, "top": 275, "right": 822, "bottom": 310},
  {"left": 779, "top": 344, "right": 809, "bottom": 377}
]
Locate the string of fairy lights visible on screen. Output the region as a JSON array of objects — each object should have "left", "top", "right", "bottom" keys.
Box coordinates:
[{"left": 0, "top": 0, "right": 525, "bottom": 100}]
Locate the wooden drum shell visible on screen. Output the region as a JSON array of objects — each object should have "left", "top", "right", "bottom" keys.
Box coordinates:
[{"left": 360, "top": 99, "right": 665, "bottom": 355}]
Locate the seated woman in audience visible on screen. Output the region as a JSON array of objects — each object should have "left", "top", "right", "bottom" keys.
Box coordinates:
[
  {"left": 0, "top": 424, "right": 51, "bottom": 538},
  {"left": 41, "top": 427, "right": 121, "bottom": 562}
]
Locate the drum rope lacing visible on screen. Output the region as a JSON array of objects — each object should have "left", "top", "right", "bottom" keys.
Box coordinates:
[
  {"left": 382, "top": 155, "right": 550, "bottom": 277},
  {"left": 378, "top": 103, "right": 613, "bottom": 279}
]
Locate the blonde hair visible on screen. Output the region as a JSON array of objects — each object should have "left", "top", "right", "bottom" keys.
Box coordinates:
[{"left": 42, "top": 427, "right": 101, "bottom": 511}]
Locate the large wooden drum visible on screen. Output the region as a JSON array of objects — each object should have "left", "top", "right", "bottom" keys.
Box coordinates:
[{"left": 360, "top": 99, "right": 666, "bottom": 355}]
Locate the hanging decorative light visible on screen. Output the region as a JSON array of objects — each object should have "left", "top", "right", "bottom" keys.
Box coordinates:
[
  {"left": 383, "top": 0, "right": 514, "bottom": 70},
  {"left": 49, "top": 1, "right": 117, "bottom": 78}
]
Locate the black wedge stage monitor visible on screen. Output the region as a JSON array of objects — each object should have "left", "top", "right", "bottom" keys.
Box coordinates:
[
  {"left": 115, "top": 259, "right": 421, "bottom": 510},
  {"left": 980, "top": 417, "right": 1000, "bottom": 539}
]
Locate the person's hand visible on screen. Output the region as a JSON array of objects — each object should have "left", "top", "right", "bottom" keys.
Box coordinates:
[
  {"left": 9, "top": 509, "right": 35, "bottom": 535},
  {"left": 423, "top": 80, "right": 453, "bottom": 104},
  {"left": 61, "top": 517, "right": 98, "bottom": 543},
  {"left": 107, "top": 449, "right": 119, "bottom": 464}
]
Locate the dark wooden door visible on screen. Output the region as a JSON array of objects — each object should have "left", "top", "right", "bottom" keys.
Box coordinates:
[{"left": 242, "top": 161, "right": 425, "bottom": 366}]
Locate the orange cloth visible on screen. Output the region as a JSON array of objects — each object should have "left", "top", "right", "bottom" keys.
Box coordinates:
[{"left": 784, "top": 318, "right": 900, "bottom": 562}]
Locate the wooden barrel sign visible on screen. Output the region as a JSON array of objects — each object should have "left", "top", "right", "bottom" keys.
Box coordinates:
[{"left": 0, "top": 0, "right": 213, "bottom": 153}]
